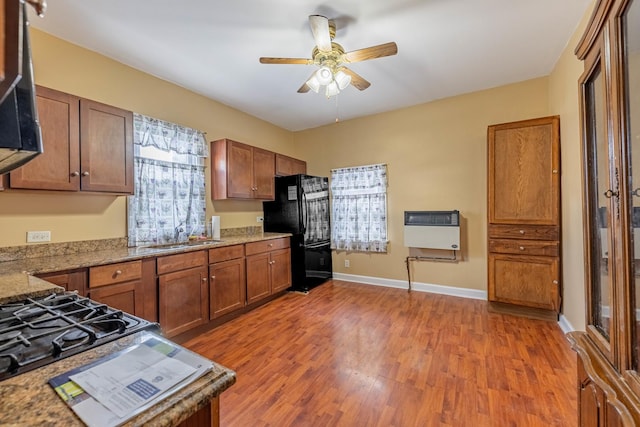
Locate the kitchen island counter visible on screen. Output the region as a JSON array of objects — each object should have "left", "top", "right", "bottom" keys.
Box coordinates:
[{"left": 0, "top": 330, "right": 236, "bottom": 426}]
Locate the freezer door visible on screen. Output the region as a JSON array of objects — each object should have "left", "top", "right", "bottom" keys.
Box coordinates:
[
  {"left": 291, "top": 235, "right": 332, "bottom": 292},
  {"left": 263, "top": 175, "right": 303, "bottom": 234}
]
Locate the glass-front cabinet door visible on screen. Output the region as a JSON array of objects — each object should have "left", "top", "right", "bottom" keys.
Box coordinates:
[
  {"left": 622, "top": 0, "right": 640, "bottom": 375},
  {"left": 582, "top": 45, "right": 615, "bottom": 359}
]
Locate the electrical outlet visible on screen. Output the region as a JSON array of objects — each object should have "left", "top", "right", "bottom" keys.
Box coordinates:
[
  {"left": 27, "top": 231, "right": 51, "bottom": 243},
  {"left": 256, "top": 216, "right": 264, "bottom": 223},
  {"left": 344, "top": 259, "right": 350, "bottom": 268}
]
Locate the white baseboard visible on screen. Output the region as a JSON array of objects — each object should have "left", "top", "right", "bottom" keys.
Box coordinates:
[
  {"left": 332, "top": 272, "right": 487, "bottom": 300},
  {"left": 332, "top": 273, "right": 573, "bottom": 331},
  {"left": 558, "top": 315, "right": 575, "bottom": 333}
]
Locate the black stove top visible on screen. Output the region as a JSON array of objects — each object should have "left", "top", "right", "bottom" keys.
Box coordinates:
[{"left": 0, "top": 292, "right": 159, "bottom": 381}]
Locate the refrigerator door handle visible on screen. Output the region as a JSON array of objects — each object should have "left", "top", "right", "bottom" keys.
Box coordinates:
[{"left": 302, "top": 190, "right": 308, "bottom": 236}]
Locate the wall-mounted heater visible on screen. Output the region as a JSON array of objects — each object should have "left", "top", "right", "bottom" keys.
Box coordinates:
[{"left": 403, "top": 210, "right": 460, "bottom": 250}]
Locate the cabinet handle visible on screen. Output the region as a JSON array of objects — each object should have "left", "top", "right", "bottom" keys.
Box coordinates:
[
  {"left": 26, "top": 0, "right": 47, "bottom": 17},
  {"left": 70, "top": 171, "right": 80, "bottom": 177},
  {"left": 519, "top": 246, "right": 525, "bottom": 251},
  {"left": 519, "top": 230, "right": 525, "bottom": 235},
  {"left": 82, "top": 171, "right": 90, "bottom": 177}
]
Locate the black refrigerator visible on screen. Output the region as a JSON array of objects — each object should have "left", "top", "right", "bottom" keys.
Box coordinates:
[{"left": 263, "top": 174, "right": 332, "bottom": 292}]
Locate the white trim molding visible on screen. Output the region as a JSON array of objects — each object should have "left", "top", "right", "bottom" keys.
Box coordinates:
[
  {"left": 332, "top": 272, "right": 487, "bottom": 300},
  {"left": 558, "top": 315, "right": 575, "bottom": 333}
]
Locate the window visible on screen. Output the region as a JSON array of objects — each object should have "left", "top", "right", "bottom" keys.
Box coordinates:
[
  {"left": 127, "top": 114, "right": 208, "bottom": 246},
  {"left": 330, "top": 164, "right": 388, "bottom": 252}
]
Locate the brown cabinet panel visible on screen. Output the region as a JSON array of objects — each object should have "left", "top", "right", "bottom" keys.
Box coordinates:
[
  {"left": 89, "top": 260, "right": 142, "bottom": 288},
  {"left": 211, "top": 139, "right": 275, "bottom": 200},
  {"left": 90, "top": 280, "right": 143, "bottom": 316},
  {"left": 245, "top": 238, "right": 290, "bottom": 256},
  {"left": 158, "top": 265, "right": 208, "bottom": 337},
  {"left": 209, "top": 258, "right": 246, "bottom": 319},
  {"left": 488, "top": 253, "right": 559, "bottom": 311},
  {"left": 488, "top": 224, "right": 559, "bottom": 241},
  {"left": 157, "top": 250, "right": 207, "bottom": 275},
  {"left": 270, "top": 248, "right": 291, "bottom": 293},
  {"left": 0, "top": 0, "right": 21, "bottom": 105},
  {"left": 79, "top": 99, "right": 133, "bottom": 194},
  {"left": 488, "top": 239, "right": 559, "bottom": 257},
  {"left": 275, "top": 154, "right": 307, "bottom": 177},
  {"left": 10, "top": 86, "right": 81, "bottom": 190},
  {"left": 37, "top": 269, "right": 88, "bottom": 296},
  {"left": 488, "top": 116, "right": 560, "bottom": 225},
  {"left": 246, "top": 252, "right": 271, "bottom": 304},
  {"left": 208, "top": 244, "right": 244, "bottom": 263}
]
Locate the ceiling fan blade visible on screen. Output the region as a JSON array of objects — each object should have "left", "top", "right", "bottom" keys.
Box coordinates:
[
  {"left": 260, "top": 57, "right": 313, "bottom": 65},
  {"left": 343, "top": 42, "right": 398, "bottom": 63},
  {"left": 309, "top": 15, "right": 332, "bottom": 52},
  {"left": 341, "top": 67, "right": 371, "bottom": 91},
  {"left": 298, "top": 82, "right": 311, "bottom": 93}
]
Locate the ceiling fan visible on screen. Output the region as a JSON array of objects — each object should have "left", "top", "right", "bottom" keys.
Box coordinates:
[{"left": 259, "top": 15, "right": 398, "bottom": 98}]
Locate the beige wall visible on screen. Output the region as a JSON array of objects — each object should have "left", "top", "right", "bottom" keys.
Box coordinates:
[
  {"left": 0, "top": 30, "right": 295, "bottom": 247},
  {"left": 294, "top": 78, "right": 550, "bottom": 292}
]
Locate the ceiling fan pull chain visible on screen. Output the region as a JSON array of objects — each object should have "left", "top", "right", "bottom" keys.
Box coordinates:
[{"left": 335, "top": 94, "right": 340, "bottom": 123}]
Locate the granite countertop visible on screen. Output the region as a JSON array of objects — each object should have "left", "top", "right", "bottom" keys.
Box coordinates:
[
  {"left": 0, "top": 232, "right": 291, "bottom": 303},
  {"left": 0, "top": 331, "right": 236, "bottom": 426}
]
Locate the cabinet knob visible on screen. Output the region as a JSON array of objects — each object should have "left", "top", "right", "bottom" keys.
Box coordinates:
[
  {"left": 82, "top": 171, "right": 90, "bottom": 177},
  {"left": 268, "top": 243, "right": 273, "bottom": 247},
  {"left": 519, "top": 230, "right": 525, "bottom": 235},
  {"left": 211, "top": 275, "right": 215, "bottom": 280},
  {"left": 115, "top": 270, "right": 122, "bottom": 275},
  {"left": 519, "top": 246, "right": 525, "bottom": 251},
  {"left": 552, "top": 169, "right": 558, "bottom": 174},
  {"left": 552, "top": 280, "right": 559, "bottom": 285},
  {"left": 70, "top": 171, "right": 80, "bottom": 177},
  {"left": 202, "top": 277, "right": 207, "bottom": 282}
]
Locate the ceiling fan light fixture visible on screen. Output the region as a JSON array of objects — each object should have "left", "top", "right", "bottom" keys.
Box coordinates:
[
  {"left": 316, "top": 66, "right": 333, "bottom": 85},
  {"left": 334, "top": 70, "right": 351, "bottom": 90},
  {"left": 325, "top": 81, "right": 340, "bottom": 98},
  {"left": 306, "top": 76, "right": 321, "bottom": 93}
]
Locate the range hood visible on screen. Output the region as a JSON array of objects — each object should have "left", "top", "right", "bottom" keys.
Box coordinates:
[{"left": 0, "top": 2, "right": 42, "bottom": 175}]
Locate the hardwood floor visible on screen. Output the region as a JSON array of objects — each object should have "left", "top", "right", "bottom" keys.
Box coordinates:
[{"left": 184, "top": 280, "right": 577, "bottom": 426}]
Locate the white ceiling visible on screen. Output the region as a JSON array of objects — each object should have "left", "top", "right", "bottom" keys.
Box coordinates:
[{"left": 28, "top": 0, "right": 593, "bottom": 132}]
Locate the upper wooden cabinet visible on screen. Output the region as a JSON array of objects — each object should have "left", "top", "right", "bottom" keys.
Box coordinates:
[
  {"left": 487, "top": 116, "right": 561, "bottom": 317},
  {"left": 568, "top": 0, "right": 640, "bottom": 425},
  {"left": 275, "top": 154, "right": 307, "bottom": 177},
  {"left": 8, "top": 86, "right": 134, "bottom": 194},
  {"left": 0, "top": 0, "right": 21, "bottom": 105},
  {"left": 211, "top": 139, "right": 275, "bottom": 200}
]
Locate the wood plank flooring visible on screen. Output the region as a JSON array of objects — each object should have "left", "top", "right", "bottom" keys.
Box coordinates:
[{"left": 184, "top": 280, "right": 577, "bottom": 426}]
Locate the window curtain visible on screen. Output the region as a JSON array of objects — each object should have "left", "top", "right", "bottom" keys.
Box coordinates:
[
  {"left": 330, "top": 164, "right": 388, "bottom": 252},
  {"left": 127, "top": 114, "right": 208, "bottom": 247}
]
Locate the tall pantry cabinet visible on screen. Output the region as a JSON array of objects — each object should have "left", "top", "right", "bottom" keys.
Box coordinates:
[
  {"left": 568, "top": 0, "right": 640, "bottom": 424},
  {"left": 487, "top": 116, "right": 561, "bottom": 318}
]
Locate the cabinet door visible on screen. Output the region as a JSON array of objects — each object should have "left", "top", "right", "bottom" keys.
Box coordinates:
[
  {"left": 209, "top": 258, "right": 246, "bottom": 319},
  {"left": 488, "top": 117, "right": 560, "bottom": 226},
  {"left": 252, "top": 147, "right": 275, "bottom": 199},
  {"left": 90, "top": 281, "right": 143, "bottom": 316},
  {"left": 9, "top": 86, "right": 81, "bottom": 190},
  {"left": 270, "top": 248, "right": 291, "bottom": 293},
  {"left": 488, "top": 253, "right": 559, "bottom": 310},
  {"left": 159, "top": 266, "right": 208, "bottom": 337},
  {"left": 227, "top": 140, "right": 253, "bottom": 198},
  {"left": 37, "top": 269, "right": 87, "bottom": 296},
  {"left": 275, "top": 154, "right": 306, "bottom": 176},
  {"left": 246, "top": 253, "right": 271, "bottom": 304},
  {"left": 79, "top": 99, "right": 133, "bottom": 194}
]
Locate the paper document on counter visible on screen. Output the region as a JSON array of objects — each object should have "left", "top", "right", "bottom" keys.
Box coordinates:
[{"left": 49, "top": 332, "right": 214, "bottom": 427}]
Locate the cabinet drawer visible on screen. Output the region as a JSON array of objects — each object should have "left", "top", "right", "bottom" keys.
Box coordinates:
[
  {"left": 209, "top": 244, "right": 244, "bottom": 263},
  {"left": 245, "top": 238, "right": 290, "bottom": 256},
  {"left": 90, "top": 260, "right": 141, "bottom": 288},
  {"left": 157, "top": 250, "right": 207, "bottom": 275},
  {"left": 488, "top": 224, "right": 559, "bottom": 240},
  {"left": 489, "top": 239, "right": 559, "bottom": 257}
]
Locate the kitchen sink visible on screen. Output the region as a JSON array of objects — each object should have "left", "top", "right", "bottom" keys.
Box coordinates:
[{"left": 143, "top": 239, "right": 222, "bottom": 250}]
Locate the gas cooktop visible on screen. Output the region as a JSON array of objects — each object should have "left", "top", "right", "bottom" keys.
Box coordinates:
[{"left": 0, "top": 292, "right": 159, "bottom": 381}]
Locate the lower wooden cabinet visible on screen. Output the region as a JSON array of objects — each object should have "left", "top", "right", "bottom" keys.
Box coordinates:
[
  {"left": 208, "top": 245, "right": 245, "bottom": 319},
  {"left": 88, "top": 260, "right": 146, "bottom": 318},
  {"left": 488, "top": 253, "right": 560, "bottom": 311},
  {"left": 37, "top": 268, "right": 88, "bottom": 296},
  {"left": 158, "top": 251, "right": 208, "bottom": 338},
  {"left": 246, "top": 238, "right": 291, "bottom": 304}
]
